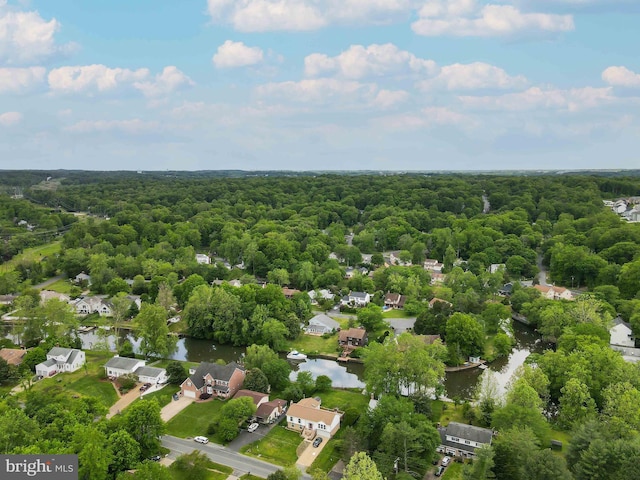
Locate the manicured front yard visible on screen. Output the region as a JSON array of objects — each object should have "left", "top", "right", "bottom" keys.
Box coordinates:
[
  {"left": 66, "top": 375, "right": 118, "bottom": 407},
  {"left": 44, "top": 279, "right": 74, "bottom": 294},
  {"left": 165, "top": 400, "right": 225, "bottom": 441},
  {"left": 309, "top": 427, "right": 345, "bottom": 473},
  {"left": 383, "top": 309, "right": 412, "bottom": 318},
  {"left": 240, "top": 424, "right": 302, "bottom": 467},
  {"left": 138, "top": 384, "right": 181, "bottom": 408}
]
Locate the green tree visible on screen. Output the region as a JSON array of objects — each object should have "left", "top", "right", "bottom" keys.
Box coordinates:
[
  {"left": 118, "top": 461, "right": 171, "bottom": 480},
  {"left": 166, "top": 361, "right": 187, "bottom": 385},
  {"left": 262, "top": 359, "right": 291, "bottom": 391},
  {"left": 106, "top": 277, "right": 131, "bottom": 296},
  {"left": 243, "top": 368, "right": 270, "bottom": 393},
  {"left": 445, "top": 313, "right": 485, "bottom": 362},
  {"left": 171, "top": 451, "right": 210, "bottom": 480},
  {"left": 296, "top": 371, "right": 316, "bottom": 397},
  {"left": 463, "top": 445, "right": 495, "bottom": 480},
  {"left": 315, "top": 375, "right": 332, "bottom": 392},
  {"left": 357, "top": 304, "right": 386, "bottom": 332},
  {"left": 261, "top": 319, "right": 289, "bottom": 351},
  {"left": 557, "top": 378, "right": 596, "bottom": 429},
  {"left": 0, "top": 357, "right": 17, "bottom": 385},
  {"left": 135, "top": 303, "right": 176, "bottom": 358},
  {"left": 108, "top": 430, "right": 141, "bottom": 476},
  {"left": 124, "top": 399, "right": 165, "bottom": 456},
  {"left": 244, "top": 344, "right": 279, "bottom": 370},
  {"left": 342, "top": 452, "right": 383, "bottom": 480},
  {"left": 493, "top": 333, "right": 513, "bottom": 357}
]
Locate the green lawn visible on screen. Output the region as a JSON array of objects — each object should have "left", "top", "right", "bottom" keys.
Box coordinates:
[
  {"left": 151, "top": 359, "right": 199, "bottom": 371},
  {"left": 441, "top": 462, "right": 464, "bottom": 480},
  {"left": 165, "top": 400, "right": 225, "bottom": 441},
  {"left": 309, "top": 427, "right": 345, "bottom": 473},
  {"left": 168, "top": 456, "right": 232, "bottom": 480},
  {"left": 44, "top": 279, "right": 74, "bottom": 294},
  {"left": 288, "top": 333, "right": 340, "bottom": 356},
  {"left": 550, "top": 428, "right": 571, "bottom": 456},
  {"left": 383, "top": 309, "right": 412, "bottom": 318},
  {"left": 317, "top": 389, "right": 368, "bottom": 411},
  {"left": 138, "top": 385, "right": 180, "bottom": 408},
  {"left": 438, "top": 403, "right": 466, "bottom": 426},
  {"left": 0, "top": 241, "right": 61, "bottom": 273},
  {"left": 66, "top": 375, "right": 118, "bottom": 407},
  {"left": 239, "top": 475, "right": 263, "bottom": 480},
  {"left": 240, "top": 424, "right": 302, "bottom": 467}
]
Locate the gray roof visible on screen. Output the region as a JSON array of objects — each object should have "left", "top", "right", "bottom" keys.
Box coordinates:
[
  {"left": 444, "top": 422, "right": 493, "bottom": 444},
  {"left": 308, "top": 314, "right": 340, "bottom": 330},
  {"left": 48, "top": 347, "right": 74, "bottom": 358},
  {"left": 349, "top": 291, "right": 368, "bottom": 299},
  {"left": 105, "top": 356, "right": 144, "bottom": 371},
  {"left": 613, "top": 316, "right": 632, "bottom": 330},
  {"left": 67, "top": 350, "right": 81, "bottom": 365},
  {"left": 40, "top": 358, "right": 57, "bottom": 368},
  {"left": 134, "top": 366, "right": 166, "bottom": 378},
  {"left": 188, "top": 362, "right": 243, "bottom": 389}
]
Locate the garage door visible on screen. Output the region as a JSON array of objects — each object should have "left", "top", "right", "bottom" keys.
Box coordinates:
[{"left": 184, "top": 390, "right": 196, "bottom": 399}]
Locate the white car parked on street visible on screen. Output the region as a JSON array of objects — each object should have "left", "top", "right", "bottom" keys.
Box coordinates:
[{"left": 194, "top": 436, "right": 209, "bottom": 444}]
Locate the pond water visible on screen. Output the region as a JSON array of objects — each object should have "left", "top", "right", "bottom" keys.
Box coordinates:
[{"left": 2, "top": 319, "right": 545, "bottom": 399}]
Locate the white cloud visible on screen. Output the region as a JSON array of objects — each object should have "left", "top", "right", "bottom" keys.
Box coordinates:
[
  {"left": 459, "top": 86, "right": 614, "bottom": 112},
  {"left": 65, "top": 118, "right": 160, "bottom": 134},
  {"left": 419, "top": 62, "right": 527, "bottom": 90},
  {"left": 0, "top": 5, "right": 74, "bottom": 64},
  {"left": 374, "top": 106, "right": 474, "bottom": 130},
  {"left": 372, "top": 89, "right": 410, "bottom": 108},
  {"left": 0, "top": 66, "right": 46, "bottom": 93},
  {"left": 206, "top": 0, "right": 423, "bottom": 32},
  {"left": 256, "top": 78, "right": 376, "bottom": 103},
  {"left": 213, "top": 40, "right": 264, "bottom": 68},
  {"left": 48, "top": 64, "right": 192, "bottom": 97},
  {"left": 412, "top": 0, "right": 574, "bottom": 37},
  {"left": 304, "top": 43, "right": 437, "bottom": 79},
  {"left": 602, "top": 66, "right": 640, "bottom": 88},
  {"left": 133, "top": 66, "right": 194, "bottom": 97},
  {"left": 0, "top": 111, "right": 22, "bottom": 126}
]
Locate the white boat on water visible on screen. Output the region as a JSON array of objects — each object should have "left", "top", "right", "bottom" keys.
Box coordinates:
[{"left": 286, "top": 350, "right": 307, "bottom": 361}]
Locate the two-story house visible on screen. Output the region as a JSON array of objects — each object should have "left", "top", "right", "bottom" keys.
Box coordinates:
[
  {"left": 287, "top": 397, "right": 341, "bottom": 439},
  {"left": 437, "top": 422, "right": 494, "bottom": 458},
  {"left": 424, "top": 259, "right": 444, "bottom": 272},
  {"left": 610, "top": 317, "right": 636, "bottom": 348},
  {"left": 35, "top": 347, "right": 85, "bottom": 378},
  {"left": 340, "top": 291, "right": 371, "bottom": 307},
  {"left": 338, "top": 327, "right": 368, "bottom": 348},
  {"left": 180, "top": 362, "right": 245, "bottom": 400},
  {"left": 384, "top": 292, "right": 407, "bottom": 309},
  {"left": 533, "top": 285, "right": 573, "bottom": 301},
  {"left": 72, "top": 296, "right": 113, "bottom": 316}
]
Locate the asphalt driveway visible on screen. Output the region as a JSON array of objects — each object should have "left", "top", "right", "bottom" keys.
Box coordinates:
[{"left": 226, "top": 419, "right": 281, "bottom": 452}]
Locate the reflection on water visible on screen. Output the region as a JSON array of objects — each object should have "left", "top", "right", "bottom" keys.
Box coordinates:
[{"left": 289, "top": 359, "right": 365, "bottom": 389}]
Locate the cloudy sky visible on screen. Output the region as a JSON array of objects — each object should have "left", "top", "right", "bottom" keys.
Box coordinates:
[{"left": 1, "top": 0, "right": 639, "bottom": 171}]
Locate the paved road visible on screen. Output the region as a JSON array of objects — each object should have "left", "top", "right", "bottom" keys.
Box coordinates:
[
  {"left": 161, "top": 435, "right": 312, "bottom": 479},
  {"left": 33, "top": 274, "right": 65, "bottom": 290},
  {"left": 536, "top": 253, "right": 549, "bottom": 286}
]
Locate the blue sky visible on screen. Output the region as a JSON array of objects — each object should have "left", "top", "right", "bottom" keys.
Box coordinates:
[{"left": 1, "top": 0, "right": 639, "bottom": 171}]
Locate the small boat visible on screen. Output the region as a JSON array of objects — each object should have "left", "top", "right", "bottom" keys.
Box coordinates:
[
  {"left": 478, "top": 364, "right": 488, "bottom": 370},
  {"left": 286, "top": 350, "right": 307, "bottom": 361}
]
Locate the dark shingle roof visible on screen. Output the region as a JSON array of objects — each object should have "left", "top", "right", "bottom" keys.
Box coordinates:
[
  {"left": 48, "top": 347, "right": 74, "bottom": 358},
  {"left": 445, "top": 422, "right": 493, "bottom": 444},
  {"left": 189, "top": 362, "right": 243, "bottom": 389}
]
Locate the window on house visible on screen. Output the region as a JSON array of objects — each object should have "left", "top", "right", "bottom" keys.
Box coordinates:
[
  {"left": 288, "top": 417, "right": 293, "bottom": 422},
  {"left": 451, "top": 437, "right": 459, "bottom": 442},
  {"left": 465, "top": 440, "right": 470, "bottom": 444}
]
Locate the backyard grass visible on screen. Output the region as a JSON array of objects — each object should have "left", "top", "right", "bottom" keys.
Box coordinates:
[
  {"left": 441, "top": 462, "right": 464, "bottom": 480},
  {"left": 550, "top": 428, "right": 572, "bottom": 456},
  {"left": 239, "top": 475, "right": 263, "bottom": 480},
  {"left": 0, "top": 241, "right": 61, "bottom": 273},
  {"left": 288, "top": 333, "right": 340, "bottom": 356},
  {"left": 165, "top": 400, "right": 225, "bottom": 441},
  {"left": 240, "top": 424, "right": 302, "bottom": 467},
  {"left": 138, "top": 384, "right": 180, "bottom": 408},
  {"left": 44, "top": 279, "right": 74, "bottom": 294},
  {"left": 383, "top": 309, "right": 412, "bottom": 319},
  {"left": 169, "top": 456, "right": 232, "bottom": 480},
  {"left": 317, "top": 389, "right": 368, "bottom": 411},
  {"left": 151, "top": 359, "right": 199, "bottom": 371},
  {"left": 438, "top": 403, "right": 466, "bottom": 426},
  {"left": 66, "top": 375, "right": 119, "bottom": 407},
  {"left": 308, "top": 427, "right": 345, "bottom": 473}
]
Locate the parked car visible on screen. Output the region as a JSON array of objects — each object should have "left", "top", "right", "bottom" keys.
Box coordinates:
[
  {"left": 441, "top": 456, "right": 451, "bottom": 467},
  {"left": 194, "top": 436, "right": 209, "bottom": 444},
  {"left": 248, "top": 423, "right": 259, "bottom": 433},
  {"left": 435, "top": 466, "right": 445, "bottom": 477},
  {"left": 172, "top": 393, "right": 180, "bottom": 401},
  {"left": 149, "top": 455, "right": 161, "bottom": 462},
  {"left": 313, "top": 437, "right": 323, "bottom": 448},
  {"left": 200, "top": 393, "right": 212, "bottom": 400}
]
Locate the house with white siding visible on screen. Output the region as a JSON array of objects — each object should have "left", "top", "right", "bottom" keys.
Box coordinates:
[
  {"left": 287, "top": 397, "right": 342, "bottom": 439},
  {"left": 437, "top": 422, "right": 494, "bottom": 458},
  {"left": 35, "top": 347, "right": 85, "bottom": 378}
]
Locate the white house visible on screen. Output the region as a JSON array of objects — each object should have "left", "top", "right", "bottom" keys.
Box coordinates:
[
  {"left": 610, "top": 318, "right": 636, "bottom": 348},
  {"left": 308, "top": 289, "right": 335, "bottom": 304},
  {"left": 195, "top": 254, "right": 211, "bottom": 265},
  {"left": 533, "top": 285, "right": 573, "bottom": 301},
  {"left": 35, "top": 347, "right": 85, "bottom": 378},
  {"left": 72, "top": 296, "right": 113, "bottom": 316},
  {"left": 74, "top": 273, "right": 92, "bottom": 285},
  {"left": 488, "top": 263, "right": 506, "bottom": 274},
  {"left": 287, "top": 397, "right": 342, "bottom": 439},
  {"left": 305, "top": 314, "right": 340, "bottom": 335},
  {"left": 437, "top": 422, "right": 494, "bottom": 458},
  {"left": 341, "top": 291, "right": 371, "bottom": 307},
  {"left": 135, "top": 366, "right": 168, "bottom": 385},
  {"left": 104, "top": 356, "right": 146, "bottom": 379},
  {"left": 424, "top": 259, "right": 444, "bottom": 272},
  {"left": 39, "top": 290, "right": 71, "bottom": 304}
]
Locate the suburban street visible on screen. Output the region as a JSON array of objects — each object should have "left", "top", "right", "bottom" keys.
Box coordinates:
[{"left": 161, "top": 435, "right": 312, "bottom": 479}]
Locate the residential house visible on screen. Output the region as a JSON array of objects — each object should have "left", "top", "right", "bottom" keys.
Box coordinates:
[
  {"left": 533, "top": 285, "right": 573, "bottom": 301},
  {"left": 135, "top": 366, "right": 168, "bottom": 385},
  {"left": 430, "top": 272, "right": 446, "bottom": 285},
  {"left": 418, "top": 334, "right": 442, "bottom": 346},
  {"left": 384, "top": 292, "right": 407, "bottom": 309},
  {"left": 0, "top": 348, "right": 26, "bottom": 366},
  {"left": 282, "top": 287, "right": 301, "bottom": 299},
  {"left": 437, "top": 422, "right": 494, "bottom": 458},
  {"left": 424, "top": 259, "right": 444, "bottom": 272},
  {"left": 104, "top": 356, "right": 146, "bottom": 379},
  {"left": 180, "top": 361, "right": 245, "bottom": 400},
  {"left": 74, "top": 273, "right": 91, "bottom": 285},
  {"left": 233, "top": 389, "right": 269, "bottom": 408},
  {"left": 286, "top": 397, "right": 342, "bottom": 439},
  {"left": 0, "top": 294, "right": 17, "bottom": 305},
  {"left": 488, "top": 263, "right": 506, "bottom": 274},
  {"left": 308, "top": 289, "right": 335, "bottom": 305},
  {"left": 72, "top": 296, "right": 113, "bottom": 316},
  {"left": 345, "top": 267, "right": 368, "bottom": 279},
  {"left": 39, "top": 290, "right": 71, "bottom": 304},
  {"left": 429, "top": 298, "right": 453, "bottom": 309},
  {"left": 256, "top": 399, "right": 287, "bottom": 424},
  {"left": 498, "top": 283, "right": 513, "bottom": 296},
  {"left": 610, "top": 317, "right": 636, "bottom": 348},
  {"left": 339, "top": 328, "right": 368, "bottom": 348},
  {"left": 388, "top": 251, "right": 412, "bottom": 266},
  {"left": 340, "top": 291, "right": 371, "bottom": 307},
  {"left": 195, "top": 253, "right": 211, "bottom": 265},
  {"left": 35, "top": 347, "right": 85, "bottom": 378},
  {"left": 305, "top": 314, "right": 340, "bottom": 335}
]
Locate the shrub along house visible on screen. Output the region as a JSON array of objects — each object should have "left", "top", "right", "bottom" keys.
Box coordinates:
[{"left": 180, "top": 362, "right": 245, "bottom": 400}]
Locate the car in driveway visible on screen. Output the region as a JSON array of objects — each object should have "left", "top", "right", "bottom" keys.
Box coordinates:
[
  {"left": 435, "top": 466, "right": 445, "bottom": 477},
  {"left": 194, "top": 436, "right": 209, "bottom": 444},
  {"left": 247, "top": 423, "right": 259, "bottom": 433},
  {"left": 313, "top": 437, "right": 323, "bottom": 448}
]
